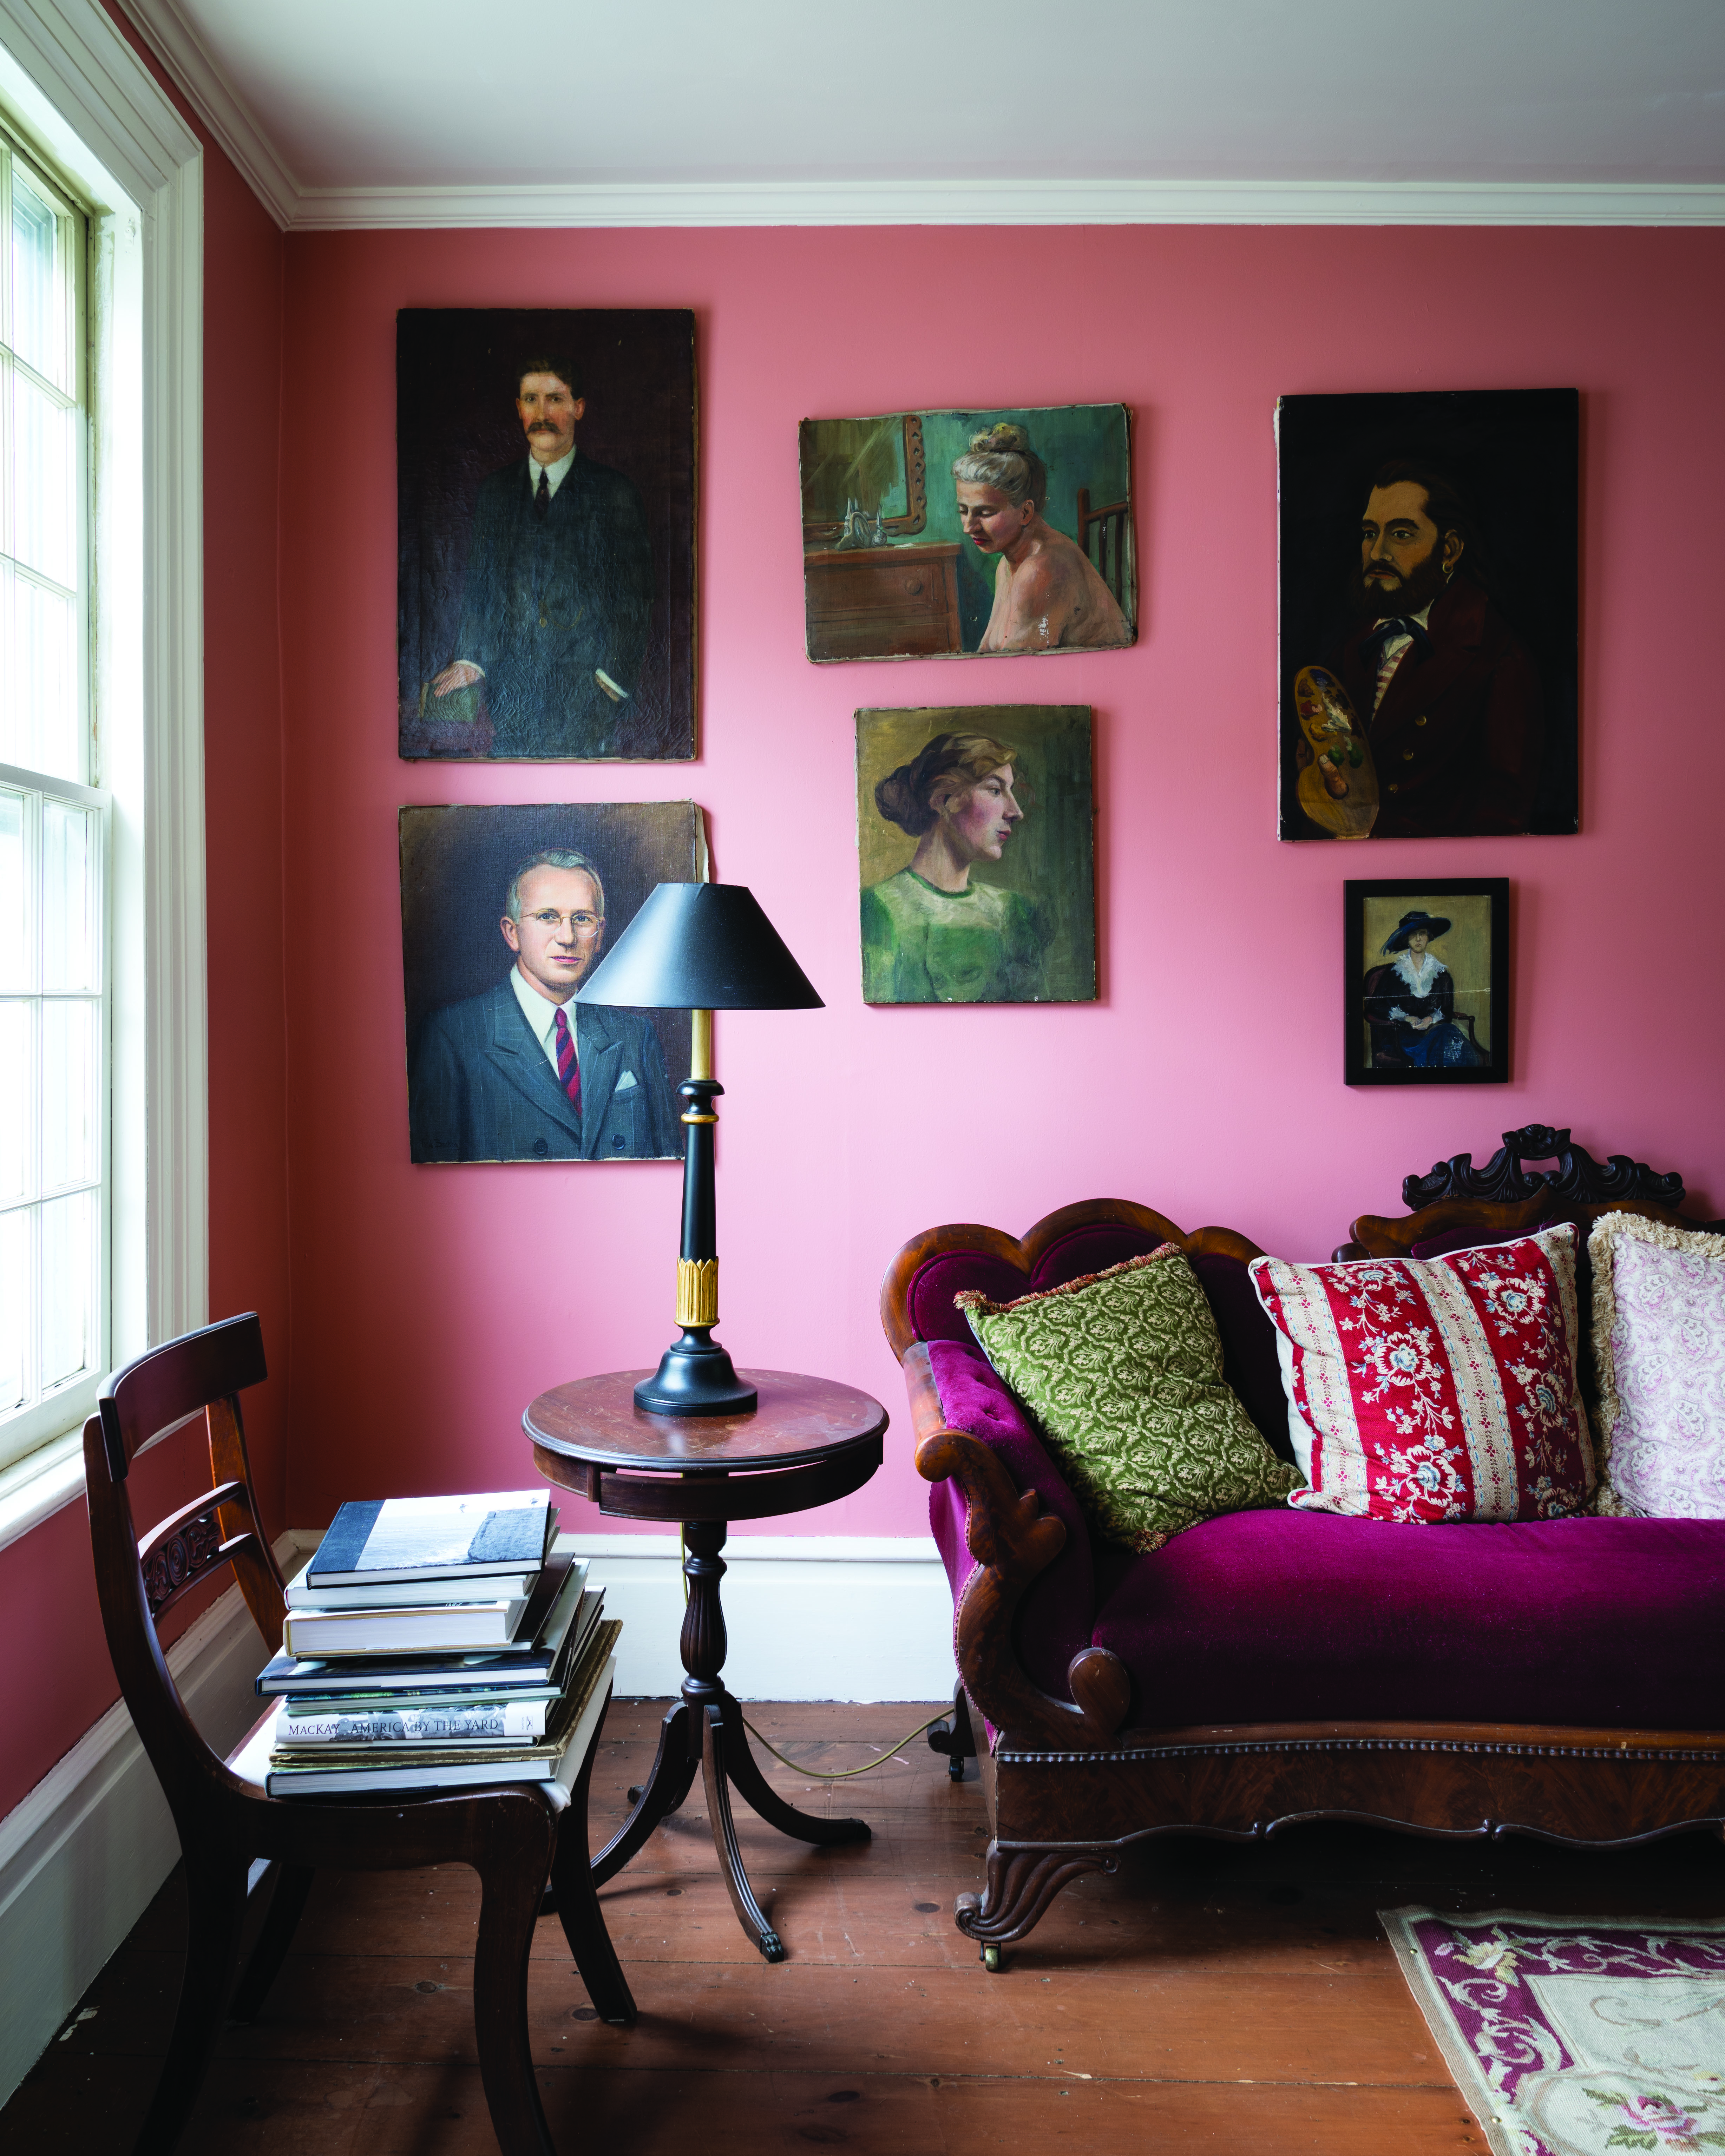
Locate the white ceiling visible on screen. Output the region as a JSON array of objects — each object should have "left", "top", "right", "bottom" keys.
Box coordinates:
[{"left": 118, "top": 0, "right": 1725, "bottom": 228}]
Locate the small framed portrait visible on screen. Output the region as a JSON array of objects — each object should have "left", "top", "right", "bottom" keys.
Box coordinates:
[
  {"left": 1344, "top": 878, "right": 1509, "bottom": 1086},
  {"left": 400, "top": 801, "right": 706, "bottom": 1163},
  {"left": 397, "top": 308, "right": 696, "bottom": 764},
  {"left": 856, "top": 706, "right": 1095, "bottom": 1005},
  {"left": 802, "top": 407, "right": 1135, "bottom": 663},
  {"left": 1279, "top": 388, "right": 1578, "bottom": 842}
]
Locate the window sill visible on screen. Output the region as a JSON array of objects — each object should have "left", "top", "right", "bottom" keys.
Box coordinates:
[{"left": 0, "top": 1424, "right": 87, "bottom": 1556}]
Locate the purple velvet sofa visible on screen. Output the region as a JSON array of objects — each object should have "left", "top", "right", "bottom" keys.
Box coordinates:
[{"left": 879, "top": 1150, "right": 1725, "bottom": 1969}]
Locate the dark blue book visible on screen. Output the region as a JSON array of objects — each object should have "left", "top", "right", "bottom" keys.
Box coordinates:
[{"left": 307, "top": 1489, "right": 554, "bottom": 1588}]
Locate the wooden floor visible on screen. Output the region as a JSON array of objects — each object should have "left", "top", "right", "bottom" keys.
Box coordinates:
[{"left": 9, "top": 1698, "right": 1724, "bottom": 2153}]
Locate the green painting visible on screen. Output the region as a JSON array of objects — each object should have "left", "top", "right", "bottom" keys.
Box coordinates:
[
  {"left": 856, "top": 707, "right": 1096, "bottom": 1006},
  {"left": 804, "top": 407, "right": 1135, "bottom": 663}
]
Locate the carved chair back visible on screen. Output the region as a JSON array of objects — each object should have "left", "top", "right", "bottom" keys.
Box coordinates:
[
  {"left": 1342, "top": 1125, "right": 1699, "bottom": 1260},
  {"left": 83, "top": 1312, "right": 285, "bottom": 1826},
  {"left": 1076, "top": 487, "right": 1131, "bottom": 606},
  {"left": 1340, "top": 1127, "right": 1718, "bottom": 1411}
]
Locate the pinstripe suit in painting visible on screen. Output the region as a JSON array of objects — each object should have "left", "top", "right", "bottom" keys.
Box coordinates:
[{"left": 409, "top": 976, "right": 679, "bottom": 1164}]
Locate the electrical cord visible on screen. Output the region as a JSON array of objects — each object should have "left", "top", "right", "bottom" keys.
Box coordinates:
[
  {"left": 739, "top": 1709, "right": 949, "bottom": 1779},
  {"left": 676, "top": 1528, "right": 956, "bottom": 1780}
]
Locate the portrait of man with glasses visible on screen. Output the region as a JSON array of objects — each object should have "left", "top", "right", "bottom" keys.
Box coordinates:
[{"left": 408, "top": 847, "right": 678, "bottom": 1163}]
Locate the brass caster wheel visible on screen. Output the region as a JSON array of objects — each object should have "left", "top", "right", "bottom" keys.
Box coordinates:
[{"left": 982, "top": 1943, "right": 1002, "bottom": 1972}]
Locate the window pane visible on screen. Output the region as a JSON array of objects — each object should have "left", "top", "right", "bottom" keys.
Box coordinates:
[
  {"left": 12, "top": 370, "right": 76, "bottom": 587},
  {"left": 0, "top": 999, "right": 27, "bottom": 1203},
  {"left": 9, "top": 572, "right": 79, "bottom": 779},
  {"left": 0, "top": 786, "right": 24, "bottom": 990},
  {"left": 40, "top": 995, "right": 96, "bottom": 1189},
  {"left": 40, "top": 795, "right": 95, "bottom": 991},
  {"left": 11, "top": 171, "right": 60, "bottom": 388},
  {"left": 38, "top": 1186, "right": 94, "bottom": 1388},
  {"left": 0, "top": 1204, "right": 26, "bottom": 1411}
]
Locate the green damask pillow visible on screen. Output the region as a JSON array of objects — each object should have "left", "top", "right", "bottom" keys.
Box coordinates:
[{"left": 956, "top": 1245, "right": 1303, "bottom": 1552}]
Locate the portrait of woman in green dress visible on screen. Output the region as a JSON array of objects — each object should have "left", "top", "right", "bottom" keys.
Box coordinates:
[{"left": 861, "top": 730, "right": 1046, "bottom": 1003}]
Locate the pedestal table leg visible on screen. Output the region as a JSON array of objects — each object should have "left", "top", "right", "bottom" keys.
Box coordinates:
[{"left": 589, "top": 1701, "right": 699, "bottom": 1888}]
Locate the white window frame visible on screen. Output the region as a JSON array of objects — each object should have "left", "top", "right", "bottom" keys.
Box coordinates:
[
  {"left": 0, "top": 0, "right": 204, "bottom": 1551},
  {"left": 0, "top": 760, "right": 111, "bottom": 1463}
]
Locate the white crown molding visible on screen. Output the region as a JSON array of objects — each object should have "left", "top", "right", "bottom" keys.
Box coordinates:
[
  {"left": 110, "top": 0, "right": 293, "bottom": 225},
  {"left": 0, "top": 0, "right": 195, "bottom": 205},
  {"left": 86, "top": 9, "right": 1725, "bottom": 233},
  {"left": 289, "top": 176, "right": 1725, "bottom": 231}
]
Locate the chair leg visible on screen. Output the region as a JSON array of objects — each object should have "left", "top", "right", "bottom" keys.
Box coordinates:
[
  {"left": 472, "top": 1816, "right": 561, "bottom": 2156},
  {"left": 228, "top": 1861, "right": 314, "bottom": 2025},
  {"left": 927, "top": 1680, "right": 976, "bottom": 1782},
  {"left": 548, "top": 1723, "right": 636, "bottom": 2026},
  {"left": 133, "top": 1849, "right": 251, "bottom": 2156}
]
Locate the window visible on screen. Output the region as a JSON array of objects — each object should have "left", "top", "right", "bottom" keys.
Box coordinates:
[
  {"left": 0, "top": 130, "right": 104, "bottom": 1473},
  {"left": 0, "top": 0, "right": 203, "bottom": 1550}
]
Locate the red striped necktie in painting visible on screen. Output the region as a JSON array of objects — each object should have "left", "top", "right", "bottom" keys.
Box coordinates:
[{"left": 553, "top": 1006, "right": 581, "bottom": 1117}]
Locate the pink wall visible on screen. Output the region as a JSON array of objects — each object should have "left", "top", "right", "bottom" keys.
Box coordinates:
[
  {"left": 277, "top": 221, "right": 1725, "bottom": 1545},
  {"left": 0, "top": 71, "right": 288, "bottom": 1817}
]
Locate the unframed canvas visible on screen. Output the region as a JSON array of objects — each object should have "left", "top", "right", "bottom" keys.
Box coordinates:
[
  {"left": 856, "top": 706, "right": 1096, "bottom": 1006},
  {"left": 397, "top": 309, "right": 697, "bottom": 763},
  {"left": 802, "top": 407, "right": 1135, "bottom": 663},
  {"left": 1279, "top": 388, "right": 1578, "bottom": 842},
  {"left": 400, "top": 801, "right": 705, "bottom": 1162}
]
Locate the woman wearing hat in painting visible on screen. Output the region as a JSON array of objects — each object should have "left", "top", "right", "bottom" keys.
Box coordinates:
[
  {"left": 862, "top": 731, "right": 1045, "bottom": 1003},
  {"left": 1364, "top": 911, "right": 1483, "bottom": 1068}
]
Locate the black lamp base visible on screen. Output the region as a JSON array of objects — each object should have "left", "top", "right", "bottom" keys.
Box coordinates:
[{"left": 634, "top": 1330, "right": 758, "bottom": 1418}]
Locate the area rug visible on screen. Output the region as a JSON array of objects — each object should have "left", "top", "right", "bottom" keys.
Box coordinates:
[{"left": 1382, "top": 1908, "right": 1725, "bottom": 2156}]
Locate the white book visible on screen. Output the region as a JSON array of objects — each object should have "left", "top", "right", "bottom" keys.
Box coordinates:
[
  {"left": 282, "top": 1598, "right": 528, "bottom": 1658},
  {"left": 306, "top": 1490, "right": 553, "bottom": 1588},
  {"left": 285, "top": 1570, "right": 540, "bottom": 1611},
  {"left": 258, "top": 1570, "right": 595, "bottom": 1695}
]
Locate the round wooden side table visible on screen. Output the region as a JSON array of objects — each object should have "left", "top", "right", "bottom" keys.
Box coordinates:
[{"left": 524, "top": 1368, "right": 888, "bottom": 1963}]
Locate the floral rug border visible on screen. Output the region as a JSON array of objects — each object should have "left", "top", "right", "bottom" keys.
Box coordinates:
[{"left": 1383, "top": 1906, "right": 1725, "bottom": 2156}]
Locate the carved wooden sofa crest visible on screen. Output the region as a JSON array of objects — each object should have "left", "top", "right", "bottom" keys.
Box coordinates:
[{"left": 879, "top": 1127, "right": 1725, "bottom": 1968}]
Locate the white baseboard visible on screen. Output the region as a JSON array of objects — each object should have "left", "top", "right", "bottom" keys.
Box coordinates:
[
  {"left": 0, "top": 1533, "right": 958, "bottom": 2106},
  {"left": 560, "top": 1535, "right": 956, "bottom": 1703},
  {"left": 0, "top": 1536, "right": 295, "bottom": 2107}
]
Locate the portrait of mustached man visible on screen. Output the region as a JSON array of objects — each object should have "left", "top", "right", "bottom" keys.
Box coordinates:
[
  {"left": 1278, "top": 388, "right": 1579, "bottom": 842},
  {"left": 398, "top": 309, "right": 696, "bottom": 764}
]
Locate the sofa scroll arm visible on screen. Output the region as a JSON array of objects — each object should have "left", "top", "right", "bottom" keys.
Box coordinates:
[{"left": 904, "top": 1343, "right": 1130, "bottom": 1750}]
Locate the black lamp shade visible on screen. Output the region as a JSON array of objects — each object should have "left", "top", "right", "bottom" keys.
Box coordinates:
[{"left": 577, "top": 883, "right": 823, "bottom": 1011}]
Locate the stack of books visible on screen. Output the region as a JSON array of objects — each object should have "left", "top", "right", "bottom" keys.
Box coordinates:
[{"left": 256, "top": 1489, "right": 618, "bottom": 1798}]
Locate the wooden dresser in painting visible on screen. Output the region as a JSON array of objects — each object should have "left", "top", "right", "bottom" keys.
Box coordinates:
[{"left": 804, "top": 543, "right": 963, "bottom": 661}]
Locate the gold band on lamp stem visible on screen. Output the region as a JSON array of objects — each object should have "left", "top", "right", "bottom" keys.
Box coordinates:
[
  {"left": 676, "top": 1257, "right": 719, "bottom": 1327},
  {"left": 677, "top": 1011, "right": 719, "bottom": 1322}
]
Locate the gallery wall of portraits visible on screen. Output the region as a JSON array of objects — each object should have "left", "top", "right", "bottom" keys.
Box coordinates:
[{"left": 268, "top": 218, "right": 1725, "bottom": 1529}]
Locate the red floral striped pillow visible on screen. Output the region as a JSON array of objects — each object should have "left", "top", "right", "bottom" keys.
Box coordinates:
[{"left": 1248, "top": 1225, "right": 1595, "bottom": 1523}]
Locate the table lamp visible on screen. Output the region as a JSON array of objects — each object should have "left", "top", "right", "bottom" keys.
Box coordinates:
[{"left": 577, "top": 882, "right": 823, "bottom": 1416}]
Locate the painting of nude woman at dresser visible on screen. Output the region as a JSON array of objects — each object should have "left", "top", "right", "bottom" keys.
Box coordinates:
[
  {"left": 802, "top": 408, "right": 1135, "bottom": 663},
  {"left": 856, "top": 706, "right": 1095, "bottom": 1006}
]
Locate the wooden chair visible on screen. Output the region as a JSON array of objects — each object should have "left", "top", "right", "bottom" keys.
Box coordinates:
[
  {"left": 1076, "top": 485, "right": 1131, "bottom": 605},
  {"left": 83, "top": 1312, "right": 632, "bottom": 2156}
]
